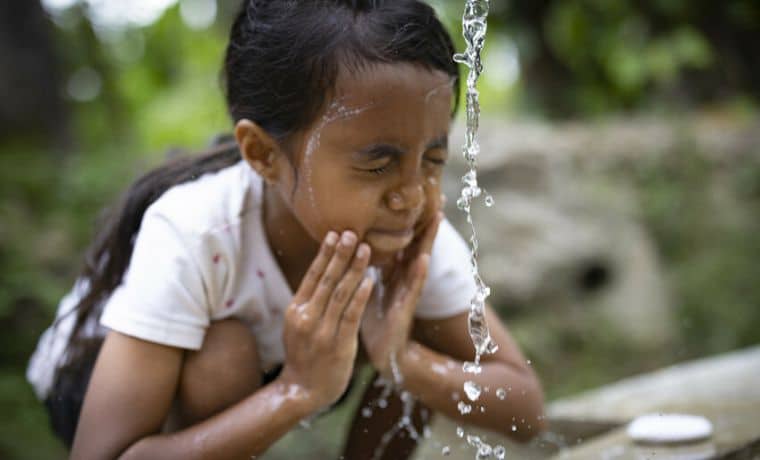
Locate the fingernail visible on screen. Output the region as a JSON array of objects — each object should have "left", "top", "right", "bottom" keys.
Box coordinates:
[
  {"left": 357, "top": 243, "right": 369, "bottom": 258},
  {"left": 325, "top": 231, "right": 338, "bottom": 245},
  {"left": 341, "top": 231, "right": 356, "bottom": 245}
]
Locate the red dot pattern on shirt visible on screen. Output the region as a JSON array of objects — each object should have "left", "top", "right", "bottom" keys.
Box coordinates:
[
  {"left": 225, "top": 298, "right": 234, "bottom": 308},
  {"left": 212, "top": 254, "right": 220, "bottom": 264},
  {"left": 256, "top": 269, "right": 265, "bottom": 279}
]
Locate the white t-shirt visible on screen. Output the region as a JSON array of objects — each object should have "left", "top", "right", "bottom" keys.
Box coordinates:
[{"left": 27, "top": 160, "right": 477, "bottom": 399}]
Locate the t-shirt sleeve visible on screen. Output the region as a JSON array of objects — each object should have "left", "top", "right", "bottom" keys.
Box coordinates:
[
  {"left": 415, "top": 218, "right": 477, "bottom": 319},
  {"left": 100, "top": 208, "right": 210, "bottom": 350}
]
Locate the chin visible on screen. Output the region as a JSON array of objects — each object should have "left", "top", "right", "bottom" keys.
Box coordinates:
[{"left": 369, "top": 250, "right": 397, "bottom": 267}]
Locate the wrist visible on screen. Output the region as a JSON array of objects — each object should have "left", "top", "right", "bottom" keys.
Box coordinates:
[
  {"left": 273, "top": 369, "right": 322, "bottom": 418},
  {"left": 397, "top": 340, "right": 423, "bottom": 381}
]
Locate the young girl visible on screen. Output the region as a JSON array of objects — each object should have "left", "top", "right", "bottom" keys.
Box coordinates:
[{"left": 28, "top": 1, "right": 545, "bottom": 458}]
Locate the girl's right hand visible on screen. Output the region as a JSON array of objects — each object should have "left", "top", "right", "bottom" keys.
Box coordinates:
[{"left": 279, "top": 230, "right": 373, "bottom": 410}]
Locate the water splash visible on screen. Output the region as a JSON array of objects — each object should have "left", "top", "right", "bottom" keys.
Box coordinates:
[
  {"left": 466, "top": 434, "right": 498, "bottom": 460},
  {"left": 370, "top": 390, "right": 419, "bottom": 460}
]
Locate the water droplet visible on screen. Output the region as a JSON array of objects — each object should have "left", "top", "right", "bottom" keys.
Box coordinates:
[
  {"left": 442, "top": 446, "right": 451, "bottom": 456},
  {"left": 377, "top": 398, "right": 388, "bottom": 409},
  {"left": 457, "top": 401, "right": 472, "bottom": 414},
  {"left": 526, "top": 359, "right": 532, "bottom": 365},
  {"left": 464, "top": 380, "right": 482, "bottom": 401},
  {"left": 463, "top": 361, "right": 482, "bottom": 374},
  {"left": 361, "top": 407, "right": 373, "bottom": 418},
  {"left": 456, "top": 426, "right": 465, "bottom": 438},
  {"left": 477, "top": 444, "right": 493, "bottom": 459},
  {"left": 511, "top": 424, "right": 517, "bottom": 432},
  {"left": 494, "top": 445, "right": 506, "bottom": 459},
  {"left": 484, "top": 194, "right": 494, "bottom": 207},
  {"left": 496, "top": 388, "right": 507, "bottom": 400}
]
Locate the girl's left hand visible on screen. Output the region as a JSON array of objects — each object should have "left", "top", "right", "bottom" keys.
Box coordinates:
[{"left": 360, "top": 211, "right": 443, "bottom": 380}]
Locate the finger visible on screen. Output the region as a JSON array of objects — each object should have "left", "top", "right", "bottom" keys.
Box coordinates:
[
  {"left": 392, "top": 253, "right": 430, "bottom": 321},
  {"left": 399, "top": 211, "right": 441, "bottom": 269},
  {"left": 323, "top": 243, "right": 371, "bottom": 334},
  {"left": 418, "top": 212, "right": 443, "bottom": 257},
  {"left": 311, "top": 231, "right": 358, "bottom": 315},
  {"left": 337, "top": 276, "right": 374, "bottom": 341},
  {"left": 293, "top": 231, "right": 338, "bottom": 305}
]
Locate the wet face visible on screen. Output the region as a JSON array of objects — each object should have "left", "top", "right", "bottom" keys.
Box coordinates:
[{"left": 282, "top": 63, "right": 453, "bottom": 265}]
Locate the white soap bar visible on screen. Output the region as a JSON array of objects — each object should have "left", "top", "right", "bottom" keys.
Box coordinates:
[{"left": 627, "top": 413, "right": 713, "bottom": 444}]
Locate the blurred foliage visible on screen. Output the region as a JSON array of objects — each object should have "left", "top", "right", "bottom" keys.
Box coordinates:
[
  {"left": 433, "top": 0, "right": 760, "bottom": 116},
  {"left": 1, "top": 0, "right": 759, "bottom": 458},
  {"left": 633, "top": 149, "right": 760, "bottom": 356}
]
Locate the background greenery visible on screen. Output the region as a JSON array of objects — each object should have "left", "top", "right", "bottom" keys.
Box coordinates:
[{"left": 1, "top": 0, "right": 758, "bottom": 458}]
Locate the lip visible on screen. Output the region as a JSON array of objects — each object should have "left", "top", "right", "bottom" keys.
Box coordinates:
[{"left": 366, "top": 227, "right": 416, "bottom": 252}]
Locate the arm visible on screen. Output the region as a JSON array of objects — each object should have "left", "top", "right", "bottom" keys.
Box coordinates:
[
  {"left": 72, "top": 231, "right": 374, "bottom": 460},
  {"left": 360, "top": 213, "right": 545, "bottom": 441},
  {"left": 71, "top": 331, "right": 315, "bottom": 460},
  {"left": 401, "top": 305, "right": 546, "bottom": 441}
]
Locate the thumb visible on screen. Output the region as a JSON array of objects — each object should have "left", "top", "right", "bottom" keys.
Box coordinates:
[{"left": 396, "top": 253, "right": 430, "bottom": 318}]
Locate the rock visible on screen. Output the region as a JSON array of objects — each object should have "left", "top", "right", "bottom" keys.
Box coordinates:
[{"left": 442, "top": 118, "right": 677, "bottom": 346}]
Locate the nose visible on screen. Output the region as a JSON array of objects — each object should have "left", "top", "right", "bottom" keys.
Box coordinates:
[{"left": 387, "top": 180, "right": 424, "bottom": 213}]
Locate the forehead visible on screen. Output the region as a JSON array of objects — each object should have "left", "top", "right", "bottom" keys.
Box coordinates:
[
  {"left": 333, "top": 62, "right": 454, "bottom": 109},
  {"left": 316, "top": 63, "right": 454, "bottom": 141},
  {"left": 287, "top": 63, "right": 454, "bottom": 166}
]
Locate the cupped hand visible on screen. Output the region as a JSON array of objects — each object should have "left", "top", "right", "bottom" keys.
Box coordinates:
[
  {"left": 279, "top": 231, "right": 373, "bottom": 410},
  {"left": 360, "top": 211, "right": 443, "bottom": 381}
]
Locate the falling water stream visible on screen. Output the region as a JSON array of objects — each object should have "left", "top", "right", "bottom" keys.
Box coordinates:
[{"left": 452, "top": 0, "right": 503, "bottom": 458}]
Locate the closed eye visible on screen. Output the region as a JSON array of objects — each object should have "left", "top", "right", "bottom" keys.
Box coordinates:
[
  {"left": 425, "top": 157, "right": 447, "bottom": 166},
  {"left": 366, "top": 164, "right": 391, "bottom": 175}
]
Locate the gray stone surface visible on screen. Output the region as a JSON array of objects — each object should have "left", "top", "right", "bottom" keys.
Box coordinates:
[{"left": 412, "top": 346, "right": 760, "bottom": 459}]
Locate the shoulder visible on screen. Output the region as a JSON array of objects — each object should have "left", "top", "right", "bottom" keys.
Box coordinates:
[
  {"left": 431, "top": 218, "right": 470, "bottom": 259},
  {"left": 145, "top": 160, "right": 258, "bottom": 238}
]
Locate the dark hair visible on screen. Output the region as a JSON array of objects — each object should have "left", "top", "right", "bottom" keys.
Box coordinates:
[{"left": 56, "top": 0, "right": 460, "bottom": 401}]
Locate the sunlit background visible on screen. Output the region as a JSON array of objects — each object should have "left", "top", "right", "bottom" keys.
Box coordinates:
[{"left": 1, "top": 0, "right": 759, "bottom": 458}]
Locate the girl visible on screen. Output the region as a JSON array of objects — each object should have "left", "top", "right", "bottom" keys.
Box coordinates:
[{"left": 27, "top": 1, "right": 545, "bottom": 458}]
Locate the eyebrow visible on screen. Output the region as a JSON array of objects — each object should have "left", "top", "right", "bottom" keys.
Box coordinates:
[{"left": 355, "top": 134, "right": 448, "bottom": 160}]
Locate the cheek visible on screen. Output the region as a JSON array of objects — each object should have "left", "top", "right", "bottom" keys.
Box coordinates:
[
  {"left": 298, "top": 172, "right": 384, "bottom": 236},
  {"left": 421, "top": 172, "right": 443, "bottom": 216}
]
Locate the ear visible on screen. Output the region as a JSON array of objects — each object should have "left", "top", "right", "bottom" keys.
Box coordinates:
[{"left": 234, "top": 119, "right": 284, "bottom": 184}]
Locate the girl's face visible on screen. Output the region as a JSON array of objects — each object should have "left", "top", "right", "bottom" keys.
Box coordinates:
[{"left": 280, "top": 63, "right": 453, "bottom": 265}]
